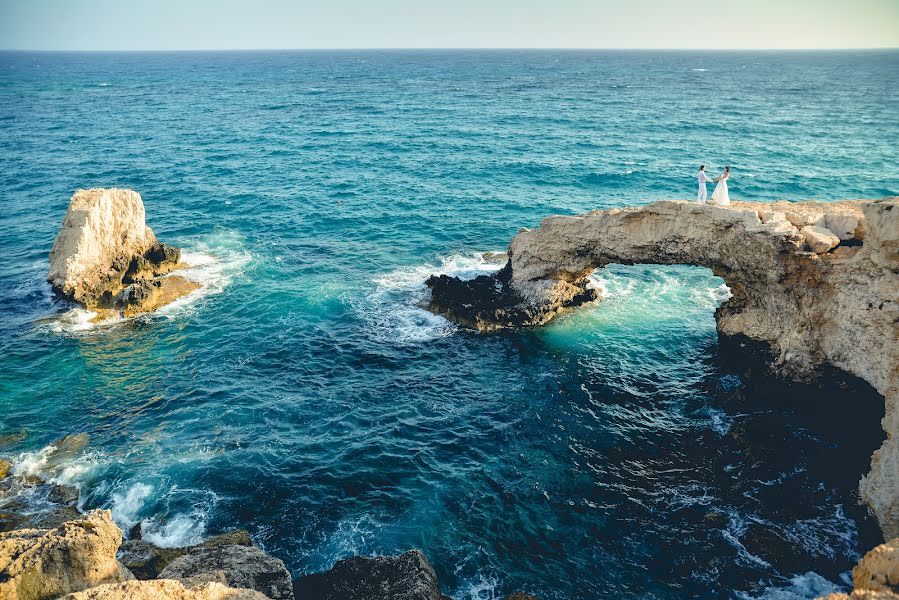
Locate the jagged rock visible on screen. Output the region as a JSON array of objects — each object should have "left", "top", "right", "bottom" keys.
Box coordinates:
[
  {"left": 0, "top": 509, "right": 133, "bottom": 600},
  {"left": 802, "top": 225, "right": 841, "bottom": 253},
  {"left": 853, "top": 538, "right": 899, "bottom": 593},
  {"left": 817, "top": 538, "right": 899, "bottom": 600},
  {"left": 60, "top": 578, "right": 269, "bottom": 600},
  {"left": 504, "top": 594, "right": 540, "bottom": 600},
  {"left": 0, "top": 459, "right": 11, "bottom": 479},
  {"left": 160, "top": 544, "right": 293, "bottom": 600},
  {"left": 425, "top": 198, "right": 899, "bottom": 540},
  {"left": 47, "top": 188, "right": 197, "bottom": 317},
  {"left": 293, "top": 550, "right": 450, "bottom": 600},
  {"left": 118, "top": 529, "right": 252, "bottom": 580}
]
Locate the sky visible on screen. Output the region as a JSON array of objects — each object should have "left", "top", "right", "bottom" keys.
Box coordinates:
[{"left": 0, "top": 0, "right": 897, "bottom": 51}]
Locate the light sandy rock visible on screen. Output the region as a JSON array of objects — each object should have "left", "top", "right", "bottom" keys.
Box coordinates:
[
  {"left": 426, "top": 198, "right": 899, "bottom": 539},
  {"left": 817, "top": 538, "right": 899, "bottom": 599},
  {"left": 853, "top": 537, "right": 899, "bottom": 592},
  {"left": 60, "top": 579, "right": 269, "bottom": 600},
  {"left": 802, "top": 225, "right": 841, "bottom": 253},
  {"left": 0, "top": 509, "right": 133, "bottom": 600},
  {"left": 48, "top": 189, "right": 157, "bottom": 305},
  {"left": 47, "top": 188, "right": 196, "bottom": 318}
]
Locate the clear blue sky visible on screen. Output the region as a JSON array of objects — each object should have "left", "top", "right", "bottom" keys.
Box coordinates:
[{"left": 1, "top": 0, "right": 897, "bottom": 51}]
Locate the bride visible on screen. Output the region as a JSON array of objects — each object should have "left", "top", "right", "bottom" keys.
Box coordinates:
[{"left": 710, "top": 166, "right": 731, "bottom": 205}]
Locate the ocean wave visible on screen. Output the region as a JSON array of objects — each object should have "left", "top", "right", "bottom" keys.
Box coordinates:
[{"left": 352, "top": 251, "right": 506, "bottom": 345}]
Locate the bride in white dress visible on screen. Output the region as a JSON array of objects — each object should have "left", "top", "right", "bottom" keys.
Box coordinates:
[{"left": 710, "top": 166, "right": 730, "bottom": 205}]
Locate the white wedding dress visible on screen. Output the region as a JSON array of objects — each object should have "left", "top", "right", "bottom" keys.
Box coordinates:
[{"left": 710, "top": 175, "right": 730, "bottom": 205}]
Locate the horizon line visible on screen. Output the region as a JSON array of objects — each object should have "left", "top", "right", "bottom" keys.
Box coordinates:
[{"left": 2, "top": 46, "right": 898, "bottom": 53}]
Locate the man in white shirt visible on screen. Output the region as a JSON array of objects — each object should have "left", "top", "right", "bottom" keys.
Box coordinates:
[{"left": 697, "top": 165, "right": 714, "bottom": 203}]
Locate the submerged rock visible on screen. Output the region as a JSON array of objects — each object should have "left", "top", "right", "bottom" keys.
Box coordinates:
[
  {"left": 47, "top": 188, "right": 198, "bottom": 318},
  {"left": 0, "top": 509, "right": 133, "bottom": 600},
  {"left": 293, "top": 550, "right": 450, "bottom": 600},
  {"left": 425, "top": 198, "right": 899, "bottom": 541},
  {"left": 159, "top": 544, "right": 294, "bottom": 600},
  {"left": 60, "top": 579, "right": 268, "bottom": 600}
]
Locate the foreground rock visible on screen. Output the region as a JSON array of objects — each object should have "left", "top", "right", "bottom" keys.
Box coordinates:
[
  {"left": 818, "top": 537, "right": 899, "bottom": 599},
  {"left": 427, "top": 198, "right": 899, "bottom": 539},
  {"left": 160, "top": 544, "right": 293, "bottom": 600},
  {"left": 47, "top": 188, "right": 198, "bottom": 319},
  {"left": 0, "top": 509, "right": 133, "bottom": 600},
  {"left": 118, "top": 529, "right": 253, "bottom": 580},
  {"left": 61, "top": 579, "right": 268, "bottom": 600},
  {"left": 293, "top": 550, "right": 450, "bottom": 600}
]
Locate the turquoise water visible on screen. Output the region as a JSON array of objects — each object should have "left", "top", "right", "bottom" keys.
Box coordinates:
[{"left": 1, "top": 50, "right": 897, "bottom": 599}]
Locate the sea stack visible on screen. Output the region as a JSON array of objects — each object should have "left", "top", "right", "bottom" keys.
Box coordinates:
[
  {"left": 47, "top": 189, "right": 199, "bottom": 319},
  {"left": 426, "top": 198, "right": 899, "bottom": 540}
]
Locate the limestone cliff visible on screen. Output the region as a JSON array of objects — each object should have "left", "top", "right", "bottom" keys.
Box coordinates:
[
  {"left": 0, "top": 509, "right": 133, "bottom": 600},
  {"left": 47, "top": 188, "right": 198, "bottom": 318},
  {"left": 426, "top": 198, "right": 899, "bottom": 539}
]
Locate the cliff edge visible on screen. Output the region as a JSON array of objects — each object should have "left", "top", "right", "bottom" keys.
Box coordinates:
[{"left": 426, "top": 198, "right": 899, "bottom": 539}]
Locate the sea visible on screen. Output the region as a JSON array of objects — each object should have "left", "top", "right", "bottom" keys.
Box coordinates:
[{"left": 1, "top": 50, "right": 897, "bottom": 599}]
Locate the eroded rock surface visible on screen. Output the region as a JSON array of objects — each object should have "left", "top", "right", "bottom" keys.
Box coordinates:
[
  {"left": 0, "top": 509, "right": 133, "bottom": 600},
  {"left": 818, "top": 537, "right": 899, "bottom": 599},
  {"left": 118, "top": 529, "right": 253, "bottom": 580},
  {"left": 293, "top": 550, "right": 450, "bottom": 600},
  {"left": 47, "top": 188, "right": 198, "bottom": 318},
  {"left": 159, "top": 543, "right": 293, "bottom": 600},
  {"left": 60, "top": 579, "right": 269, "bottom": 600},
  {"left": 426, "top": 198, "right": 899, "bottom": 539}
]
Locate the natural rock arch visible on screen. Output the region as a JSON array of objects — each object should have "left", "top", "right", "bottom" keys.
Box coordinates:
[{"left": 426, "top": 199, "right": 899, "bottom": 540}]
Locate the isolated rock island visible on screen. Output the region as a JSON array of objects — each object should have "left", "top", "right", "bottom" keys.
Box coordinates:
[
  {"left": 47, "top": 188, "right": 198, "bottom": 320},
  {"left": 427, "top": 198, "right": 899, "bottom": 541}
]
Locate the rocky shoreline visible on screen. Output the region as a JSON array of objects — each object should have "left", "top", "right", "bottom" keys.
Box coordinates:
[
  {"left": 0, "top": 445, "right": 537, "bottom": 599},
  {"left": 427, "top": 198, "right": 899, "bottom": 545}
]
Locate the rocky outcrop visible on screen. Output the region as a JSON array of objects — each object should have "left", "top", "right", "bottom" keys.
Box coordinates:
[
  {"left": 61, "top": 579, "right": 269, "bottom": 600},
  {"left": 0, "top": 509, "right": 133, "bottom": 600},
  {"left": 426, "top": 198, "right": 899, "bottom": 539},
  {"left": 818, "top": 538, "right": 899, "bottom": 599},
  {"left": 118, "top": 530, "right": 253, "bottom": 580},
  {"left": 293, "top": 550, "right": 450, "bottom": 600},
  {"left": 159, "top": 544, "right": 293, "bottom": 600},
  {"left": 47, "top": 188, "right": 198, "bottom": 319}
]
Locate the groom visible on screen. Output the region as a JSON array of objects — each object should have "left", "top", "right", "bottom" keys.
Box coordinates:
[{"left": 697, "top": 165, "right": 714, "bottom": 203}]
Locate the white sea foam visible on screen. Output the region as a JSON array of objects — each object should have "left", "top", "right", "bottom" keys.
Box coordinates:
[
  {"left": 736, "top": 571, "right": 848, "bottom": 600},
  {"left": 110, "top": 482, "right": 154, "bottom": 532},
  {"left": 456, "top": 574, "right": 499, "bottom": 599},
  {"left": 355, "top": 251, "right": 506, "bottom": 345},
  {"left": 141, "top": 513, "right": 207, "bottom": 548}
]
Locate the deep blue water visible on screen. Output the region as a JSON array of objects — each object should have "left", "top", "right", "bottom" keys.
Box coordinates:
[{"left": 1, "top": 50, "right": 897, "bottom": 599}]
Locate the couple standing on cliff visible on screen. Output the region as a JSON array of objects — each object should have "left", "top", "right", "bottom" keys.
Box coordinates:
[{"left": 697, "top": 165, "right": 730, "bottom": 205}]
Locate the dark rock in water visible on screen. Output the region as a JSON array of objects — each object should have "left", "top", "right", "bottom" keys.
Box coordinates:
[
  {"left": 47, "top": 482, "right": 80, "bottom": 506},
  {"left": 0, "top": 510, "right": 28, "bottom": 532},
  {"left": 0, "top": 431, "right": 27, "bottom": 449},
  {"left": 504, "top": 594, "right": 540, "bottom": 600},
  {"left": 425, "top": 261, "right": 597, "bottom": 331},
  {"left": 293, "top": 550, "right": 450, "bottom": 600},
  {"left": 118, "top": 529, "right": 253, "bottom": 580},
  {"left": 120, "top": 280, "right": 160, "bottom": 310},
  {"left": 145, "top": 243, "right": 181, "bottom": 268},
  {"left": 159, "top": 543, "right": 294, "bottom": 600}
]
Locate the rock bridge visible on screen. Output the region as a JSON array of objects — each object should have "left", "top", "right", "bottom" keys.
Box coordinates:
[{"left": 426, "top": 198, "right": 899, "bottom": 540}]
